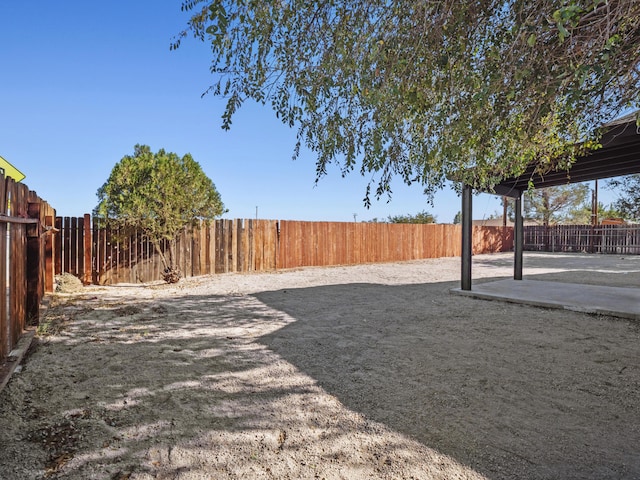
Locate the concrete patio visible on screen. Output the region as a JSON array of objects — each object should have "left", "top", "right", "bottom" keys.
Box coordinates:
[{"left": 453, "top": 277, "right": 640, "bottom": 320}]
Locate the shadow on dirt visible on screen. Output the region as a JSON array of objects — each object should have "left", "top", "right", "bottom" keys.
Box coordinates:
[
  {"left": 0, "top": 293, "right": 315, "bottom": 479},
  {"left": 255, "top": 279, "right": 640, "bottom": 480},
  {"left": 2, "top": 289, "right": 486, "bottom": 479}
]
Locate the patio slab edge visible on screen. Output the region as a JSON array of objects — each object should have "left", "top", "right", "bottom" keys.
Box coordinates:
[{"left": 451, "top": 279, "right": 640, "bottom": 321}]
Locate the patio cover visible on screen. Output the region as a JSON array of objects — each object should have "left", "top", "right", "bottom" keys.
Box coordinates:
[{"left": 459, "top": 111, "right": 640, "bottom": 290}]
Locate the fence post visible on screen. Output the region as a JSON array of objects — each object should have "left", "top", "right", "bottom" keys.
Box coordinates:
[
  {"left": 44, "top": 215, "right": 55, "bottom": 293},
  {"left": 83, "top": 214, "right": 92, "bottom": 284},
  {"left": 26, "top": 201, "right": 41, "bottom": 325}
]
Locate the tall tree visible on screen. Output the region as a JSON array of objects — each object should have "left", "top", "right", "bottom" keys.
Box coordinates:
[
  {"left": 607, "top": 174, "right": 640, "bottom": 221},
  {"left": 520, "top": 184, "right": 590, "bottom": 225},
  {"left": 174, "top": 1, "right": 640, "bottom": 204},
  {"left": 94, "top": 145, "right": 225, "bottom": 283}
]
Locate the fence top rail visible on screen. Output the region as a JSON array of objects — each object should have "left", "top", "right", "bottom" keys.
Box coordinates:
[{"left": 0, "top": 213, "right": 39, "bottom": 224}]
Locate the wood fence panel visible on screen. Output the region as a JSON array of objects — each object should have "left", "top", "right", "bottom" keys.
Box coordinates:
[
  {"left": 187, "top": 226, "right": 195, "bottom": 277},
  {"left": 254, "top": 219, "right": 264, "bottom": 271},
  {"left": 287, "top": 220, "right": 296, "bottom": 269},
  {"left": 204, "top": 222, "right": 212, "bottom": 274},
  {"left": 9, "top": 181, "right": 26, "bottom": 345},
  {"left": 26, "top": 196, "right": 42, "bottom": 323},
  {"left": 276, "top": 220, "right": 287, "bottom": 269},
  {"left": 201, "top": 222, "right": 209, "bottom": 275},
  {"left": 144, "top": 236, "right": 152, "bottom": 282},
  {"left": 77, "top": 216, "right": 86, "bottom": 281},
  {"left": 200, "top": 223, "right": 208, "bottom": 275},
  {"left": 100, "top": 223, "right": 108, "bottom": 285},
  {"left": 176, "top": 229, "right": 185, "bottom": 278},
  {"left": 293, "top": 220, "right": 303, "bottom": 269},
  {"left": 341, "top": 222, "right": 350, "bottom": 265},
  {"left": 192, "top": 225, "right": 201, "bottom": 277},
  {"left": 135, "top": 231, "right": 144, "bottom": 283},
  {"left": 0, "top": 177, "right": 54, "bottom": 368},
  {"left": 0, "top": 177, "right": 7, "bottom": 360},
  {"left": 300, "top": 221, "right": 309, "bottom": 267},
  {"left": 225, "top": 219, "right": 233, "bottom": 273},
  {"left": 295, "top": 221, "right": 305, "bottom": 268},
  {"left": 62, "top": 217, "right": 71, "bottom": 274},
  {"left": 155, "top": 238, "right": 164, "bottom": 281},
  {"left": 55, "top": 216, "right": 62, "bottom": 275},
  {"left": 261, "top": 220, "right": 272, "bottom": 270},
  {"left": 315, "top": 222, "right": 323, "bottom": 266},
  {"left": 340, "top": 222, "right": 349, "bottom": 265},
  {"left": 523, "top": 224, "right": 640, "bottom": 254},
  {"left": 119, "top": 228, "right": 128, "bottom": 284},
  {"left": 106, "top": 227, "right": 114, "bottom": 285},
  {"left": 105, "top": 226, "right": 113, "bottom": 285},
  {"left": 54, "top": 218, "right": 524, "bottom": 285},
  {"left": 92, "top": 220, "right": 99, "bottom": 284},
  {"left": 127, "top": 230, "right": 135, "bottom": 283},
  {"left": 280, "top": 221, "right": 293, "bottom": 269},
  {"left": 248, "top": 219, "right": 255, "bottom": 271},
  {"left": 233, "top": 219, "right": 240, "bottom": 271},
  {"left": 116, "top": 227, "right": 123, "bottom": 283},
  {"left": 422, "top": 224, "right": 432, "bottom": 258},
  {"left": 234, "top": 220, "right": 241, "bottom": 270},
  {"left": 210, "top": 222, "right": 217, "bottom": 274},
  {"left": 355, "top": 222, "right": 364, "bottom": 265},
  {"left": 83, "top": 214, "right": 91, "bottom": 285},
  {"left": 217, "top": 219, "right": 225, "bottom": 273},
  {"left": 235, "top": 220, "right": 243, "bottom": 272},
  {"left": 438, "top": 224, "right": 447, "bottom": 257},
  {"left": 44, "top": 215, "right": 55, "bottom": 292},
  {"left": 70, "top": 217, "right": 78, "bottom": 276}
]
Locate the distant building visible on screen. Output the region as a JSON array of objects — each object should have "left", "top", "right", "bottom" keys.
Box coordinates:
[
  {"left": 472, "top": 218, "right": 540, "bottom": 227},
  {"left": 600, "top": 218, "right": 626, "bottom": 225}
]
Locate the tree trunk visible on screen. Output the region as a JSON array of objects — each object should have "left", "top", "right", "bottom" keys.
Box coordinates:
[{"left": 152, "top": 238, "right": 181, "bottom": 283}]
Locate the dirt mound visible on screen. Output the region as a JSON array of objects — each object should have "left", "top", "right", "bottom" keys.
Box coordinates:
[{"left": 55, "top": 273, "right": 84, "bottom": 293}]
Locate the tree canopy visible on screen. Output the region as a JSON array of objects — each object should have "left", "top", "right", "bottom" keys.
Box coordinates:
[
  {"left": 174, "top": 0, "right": 640, "bottom": 204},
  {"left": 94, "top": 145, "right": 225, "bottom": 282},
  {"left": 521, "top": 183, "right": 589, "bottom": 225},
  {"left": 566, "top": 201, "right": 622, "bottom": 224},
  {"left": 387, "top": 210, "right": 437, "bottom": 224},
  {"left": 608, "top": 174, "right": 640, "bottom": 221}
]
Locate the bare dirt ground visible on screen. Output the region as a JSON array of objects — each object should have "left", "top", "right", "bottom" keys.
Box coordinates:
[{"left": 1, "top": 252, "right": 639, "bottom": 480}]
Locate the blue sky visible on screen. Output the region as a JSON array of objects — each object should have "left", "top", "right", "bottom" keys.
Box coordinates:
[{"left": 0, "top": 2, "right": 609, "bottom": 223}]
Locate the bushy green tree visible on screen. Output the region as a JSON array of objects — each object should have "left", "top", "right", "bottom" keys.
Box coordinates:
[
  {"left": 608, "top": 174, "right": 640, "bottom": 221},
  {"left": 174, "top": 1, "right": 639, "bottom": 204},
  {"left": 94, "top": 145, "right": 225, "bottom": 283},
  {"left": 387, "top": 210, "right": 436, "bottom": 224}
]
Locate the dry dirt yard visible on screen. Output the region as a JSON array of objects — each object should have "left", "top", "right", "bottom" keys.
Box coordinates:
[{"left": 0, "top": 252, "right": 639, "bottom": 480}]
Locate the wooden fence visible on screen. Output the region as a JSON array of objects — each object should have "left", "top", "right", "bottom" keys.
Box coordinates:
[
  {"left": 55, "top": 217, "right": 513, "bottom": 285},
  {"left": 524, "top": 224, "right": 640, "bottom": 254},
  {"left": 0, "top": 175, "right": 56, "bottom": 366}
]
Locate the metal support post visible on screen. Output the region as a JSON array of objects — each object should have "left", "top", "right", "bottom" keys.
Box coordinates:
[
  {"left": 461, "top": 185, "right": 473, "bottom": 290},
  {"left": 514, "top": 192, "right": 523, "bottom": 280}
]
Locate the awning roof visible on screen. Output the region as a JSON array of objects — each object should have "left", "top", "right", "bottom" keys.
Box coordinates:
[{"left": 491, "top": 112, "right": 640, "bottom": 198}]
